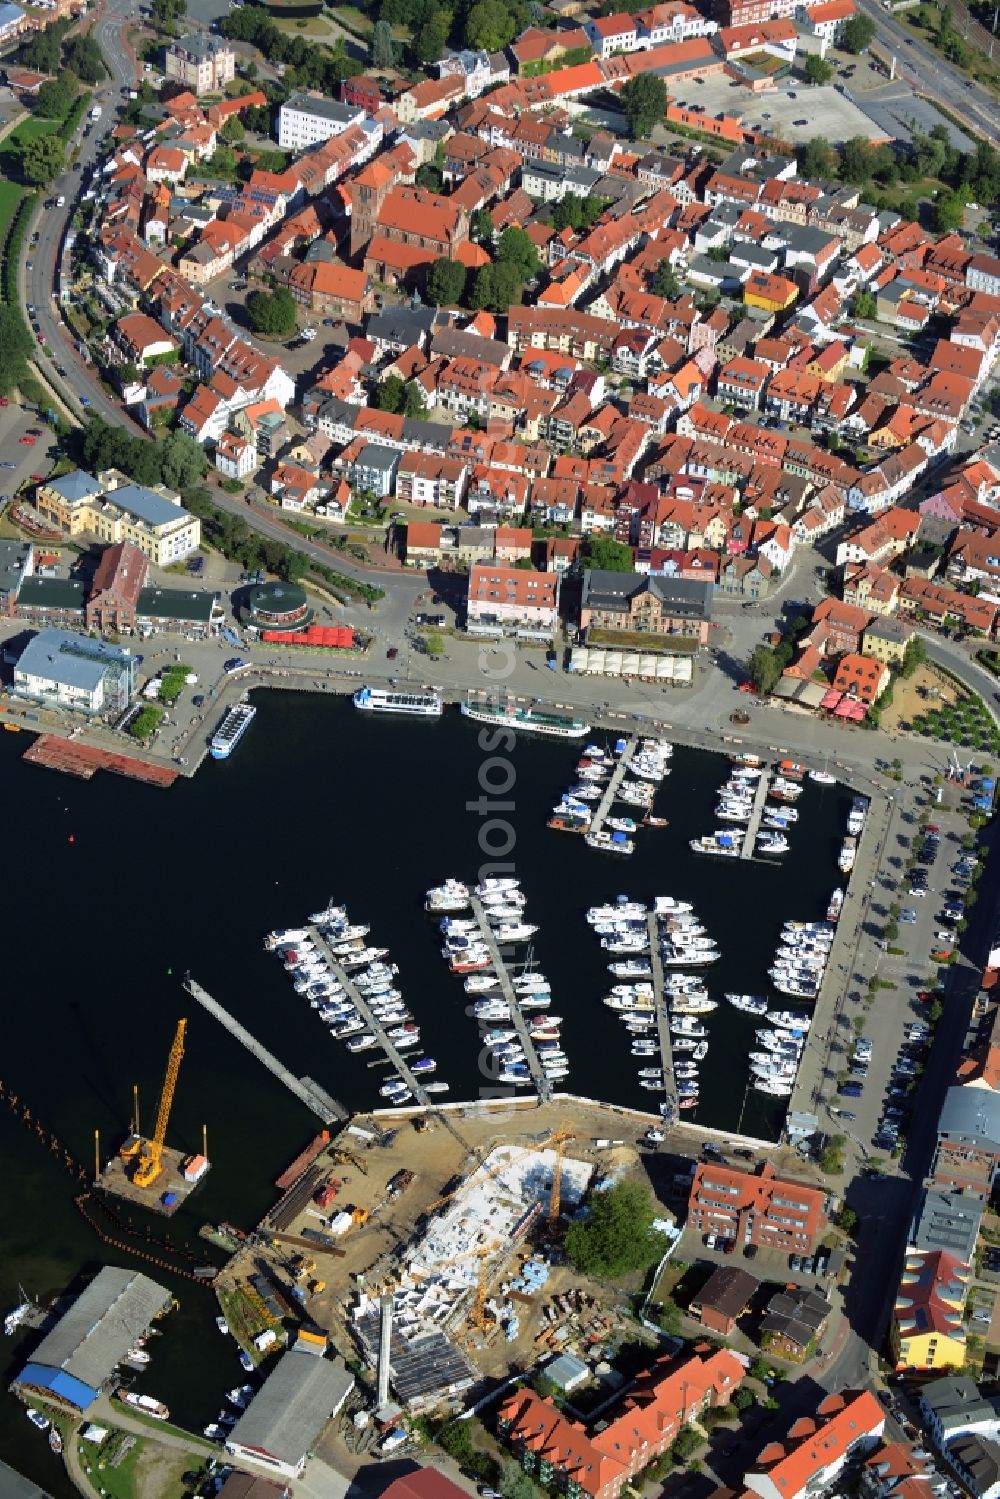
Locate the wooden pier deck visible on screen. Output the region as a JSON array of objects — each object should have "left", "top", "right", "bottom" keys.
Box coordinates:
[
  {"left": 24, "top": 735, "right": 178, "bottom": 787},
  {"left": 184, "top": 976, "right": 345, "bottom": 1122},
  {"left": 307, "top": 926, "right": 430, "bottom": 1108},
  {"left": 646, "top": 913, "right": 676, "bottom": 1120},
  {"left": 740, "top": 772, "right": 772, "bottom": 860},
  {"left": 469, "top": 897, "right": 551, "bottom": 1103},
  {"left": 588, "top": 736, "right": 638, "bottom": 840}
]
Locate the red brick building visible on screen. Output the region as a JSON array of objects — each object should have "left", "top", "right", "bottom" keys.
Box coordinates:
[
  {"left": 687, "top": 1161, "right": 829, "bottom": 1254},
  {"left": 85, "top": 541, "right": 149, "bottom": 635},
  {"left": 499, "top": 1349, "right": 745, "bottom": 1499}
]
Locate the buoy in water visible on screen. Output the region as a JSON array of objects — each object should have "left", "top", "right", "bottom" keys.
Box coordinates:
[{"left": 68, "top": 835, "right": 75, "bottom": 844}]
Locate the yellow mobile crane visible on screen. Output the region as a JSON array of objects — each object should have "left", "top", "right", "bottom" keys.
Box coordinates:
[{"left": 125, "top": 1019, "right": 187, "bottom": 1189}]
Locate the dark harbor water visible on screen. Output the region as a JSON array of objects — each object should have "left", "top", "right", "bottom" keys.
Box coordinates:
[{"left": 0, "top": 693, "right": 848, "bottom": 1489}]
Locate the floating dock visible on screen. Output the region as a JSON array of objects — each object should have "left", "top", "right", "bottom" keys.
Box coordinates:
[
  {"left": 646, "top": 914, "right": 676, "bottom": 1120},
  {"left": 468, "top": 897, "right": 551, "bottom": 1103},
  {"left": 307, "top": 926, "right": 430, "bottom": 1108},
  {"left": 183, "top": 975, "right": 346, "bottom": 1122},
  {"left": 740, "top": 772, "right": 772, "bottom": 860},
  {"left": 587, "top": 735, "right": 638, "bottom": 840},
  {"left": 23, "top": 735, "right": 178, "bottom": 787}
]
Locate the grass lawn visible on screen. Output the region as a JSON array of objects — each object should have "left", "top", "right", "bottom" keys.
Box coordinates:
[
  {"left": 78, "top": 1429, "right": 144, "bottom": 1499},
  {"left": 273, "top": 13, "right": 338, "bottom": 34},
  {"left": 332, "top": 4, "right": 373, "bottom": 31},
  {"left": 9, "top": 116, "right": 60, "bottom": 147}
]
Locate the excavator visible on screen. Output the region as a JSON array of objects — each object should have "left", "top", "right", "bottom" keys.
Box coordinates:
[{"left": 119, "top": 1019, "right": 187, "bottom": 1189}]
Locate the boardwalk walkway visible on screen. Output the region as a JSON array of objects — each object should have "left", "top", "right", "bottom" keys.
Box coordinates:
[{"left": 183, "top": 976, "right": 345, "bottom": 1122}]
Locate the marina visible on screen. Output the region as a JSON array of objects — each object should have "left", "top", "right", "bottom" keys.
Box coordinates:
[
  {"left": 305, "top": 923, "right": 432, "bottom": 1108},
  {"left": 588, "top": 736, "right": 639, "bottom": 842}
]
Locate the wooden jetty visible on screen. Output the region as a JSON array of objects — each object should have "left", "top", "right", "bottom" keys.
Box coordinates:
[
  {"left": 588, "top": 736, "right": 638, "bottom": 840},
  {"left": 468, "top": 897, "right": 551, "bottom": 1103},
  {"left": 740, "top": 772, "right": 772, "bottom": 860},
  {"left": 646, "top": 913, "right": 676, "bottom": 1118}
]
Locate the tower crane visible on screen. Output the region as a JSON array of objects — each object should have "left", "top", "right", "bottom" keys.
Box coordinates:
[
  {"left": 548, "top": 1131, "right": 574, "bottom": 1226},
  {"left": 132, "top": 1019, "right": 187, "bottom": 1189}
]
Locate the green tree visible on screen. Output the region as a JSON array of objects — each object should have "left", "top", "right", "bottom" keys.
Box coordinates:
[
  {"left": 19, "top": 18, "right": 67, "bottom": 73},
  {"left": 158, "top": 431, "right": 208, "bottom": 489},
  {"left": 414, "top": 9, "right": 450, "bottom": 64},
  {"left": 839, "top": 135, "right": 875, "bottom": 184},
  {"left": 798, "top": 135, "right": 838, "bottom": 179},
  {"left": 841, "top": 12, "right": 874, "bottom": 50},
  {"left": 0, "top": 305, "right": 34, "bottom": 399},
  {"left": 150, "top": 0, "right": 187, "bottom": 27},
  {"left": 221, "top": 114, "right": 245, "bottom": 142},
  {"left": 35, "top": 77, "right": 76, "bottom": 120},
  {"left": 804, "top": 53, "right": 834, "bottom": 83},
  {"left": 834, "top": 1205, "right": 858, "bottom": 1233},
  {"left": 472, "top": 207, "right": 494, "bottom": 243},
  {"left": 245, "top": 287, "right": 297, "bottom": 336},
  {"left": 427, "top": 256, "right": 467, "bottom": 306},
  {"left": 652, "top": 258, "right": 680, "bottom": 298},
  {"left": 465, "top": 0, "right": 515, "bottom": 49},
  {"left": 564, "top": 1181, "right": 663, "bottom": 1279},
  {"left": 376, "top": 375, "right": 406, "bottom": 413},
  {"left": 620, "top": 72, "right": 667, "bottom": 140},
  {"left": 934, "top": 191, "right": 966, "bottom": 233},
  {"left": 499, "top": 1465, "right": 537, "bottom": 1499},
  {"left": 204, "top": 143, "right": 238, "bottom": 179},
  {"left": 584, "top": 536, "right": 634, "bottom": 571},
  {"left": 854, "top": 290, "right": 877, "bottom": 319},
  {"left": 747, "top": 644, "right": 783, "bottom": 694},
  {"left": 470, "top": 261, "right": 523, "bottom": 312},
  {"left": 21, "top": 133, "right": 65, "bottom": 185},
  {"left": 371, "top": 17, "right": 395, "bottom": 67},
  {"left": 900, "top": 635, "right": 927, "bottom": 677},
  {"left": 64, "top": 33, "right": 106, "bottom": 83},
  {"left": 403, "top": 383, "right": 427, "bottom": 418},
  {"left": 497, "top": 225, "right": 540, "bottom": 281}
]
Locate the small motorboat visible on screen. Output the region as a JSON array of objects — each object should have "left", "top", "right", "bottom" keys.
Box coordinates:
[
  {"left": 216, "top": 1316, "right": 230, "bottom": 1335},
  {"left": 49, "top": 1427, "right": 63, "bottom": 1455},
  {"left": 26, "top": 1409, "right": 49, "bottom": 1432},
  {"left": 239, "top": 1350, "right": 254, "bottom": 1373}
]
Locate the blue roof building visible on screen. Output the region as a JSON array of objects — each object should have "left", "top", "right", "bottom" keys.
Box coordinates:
[
  {"left": 12, "top": 1268, "right": 171, "bottom": 1414},
  {"left": 14, "top": 629, "right": 137, "bottom": 715}
]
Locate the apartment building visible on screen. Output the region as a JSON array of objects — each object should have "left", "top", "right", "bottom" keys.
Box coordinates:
[
  {"left": 466, "top": 563, "right": 560, "bottom": 633},
  {"left": 278, "top": 92, "right": 364, "bottom": 152},
  {"left": 686, "top": 1161, "right": 828, "bottom": 1253},
  {"left": 743, "top": 1391, "right": 886, "bottom": 1499},
  {"left": 164, "top": 34, "right": 235, "bottom": 94},
  {"left": 36, "top": 470, "right": 200, "bottom": 566}
]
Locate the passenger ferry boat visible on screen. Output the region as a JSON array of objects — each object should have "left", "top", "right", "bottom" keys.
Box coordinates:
[
  {"left": 460, "top": 699, "right": 589, "bottom": 738},
  {"left": 353, "top": 686, "right": 443, "bottom": 717},
  {"left": 210, "top": 702, "right": 256, "bottom": 759}
]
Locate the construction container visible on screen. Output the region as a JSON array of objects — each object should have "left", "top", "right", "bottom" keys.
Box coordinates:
[
  {"left": 183, "top": 1153, "right": 209, "bottom": 1183},
  {"left": 161, "top": 1191, "right": 179, "bottom": 1208}
]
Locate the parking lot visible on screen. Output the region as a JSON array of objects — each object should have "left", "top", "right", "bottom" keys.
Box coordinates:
[
  {"left": 828, "top": 789, "right": 977, "bottom": 1168},
  {"left": 666, "top": 74, "right": 889, "bottom": 145}
]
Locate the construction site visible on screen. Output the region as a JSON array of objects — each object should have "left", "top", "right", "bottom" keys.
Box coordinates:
[{"left": 207, "top": 1095, "right": 757, "bottom": 1407}]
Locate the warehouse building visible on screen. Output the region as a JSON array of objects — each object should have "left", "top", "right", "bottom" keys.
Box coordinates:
[
  {"left": 12, "top": 1267, "right": 171, "bottom": 1414},
  {"left": 226, "top": 1346, "right": 354, "bottom": 1480}
]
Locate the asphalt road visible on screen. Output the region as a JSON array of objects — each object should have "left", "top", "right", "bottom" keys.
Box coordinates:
[
  {"left": 23, "top": 0, "right": 141, "bottom": 429},
  {"left": 860, "top": 0, "right": 1000, "bottom": 145}
]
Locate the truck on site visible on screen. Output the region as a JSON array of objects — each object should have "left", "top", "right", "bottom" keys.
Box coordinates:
[{"left": 90, "top": 104, "right": 101, "bottom": 120}]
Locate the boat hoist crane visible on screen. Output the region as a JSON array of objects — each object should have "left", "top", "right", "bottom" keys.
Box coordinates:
[{"left": 120, "top": 1018, "right": 188, "bottom": 1189}]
